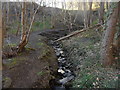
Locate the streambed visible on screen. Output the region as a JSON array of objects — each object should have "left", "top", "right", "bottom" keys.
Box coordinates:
[{"left": 49, "top": 41, "right": 75, "bottom": 89}]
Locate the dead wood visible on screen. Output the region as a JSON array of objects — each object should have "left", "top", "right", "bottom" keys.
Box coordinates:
[{"left": 54, "top": 24, "right": 101, "bottom": 42}]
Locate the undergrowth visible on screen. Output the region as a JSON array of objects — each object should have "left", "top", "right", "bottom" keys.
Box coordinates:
[
  {"left": 8, "top": 19, "right": 51, "bottom": 34},
  {"left": 62, "top": 29, "right": 119, "bottom": 88}
]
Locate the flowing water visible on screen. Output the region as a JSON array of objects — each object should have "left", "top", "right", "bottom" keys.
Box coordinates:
[
  {"left": 38, "top": 29, "right": 76, "bottom": 89},
  {"left": 49, "top": 41, "right": 75, "bottom": 90}
]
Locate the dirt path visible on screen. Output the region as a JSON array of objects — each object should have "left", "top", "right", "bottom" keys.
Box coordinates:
[{"left": 2, "top": 30, "right": 60, "bottom": 88}]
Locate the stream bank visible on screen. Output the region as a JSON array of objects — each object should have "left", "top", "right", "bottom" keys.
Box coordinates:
[
  {"left": 2, "top": 31, "right": 58, "bottom": 88},
  {"left": 2, "top": 29, "right": 75, "bottom": 89},
  {"left": 39, "top": 29, "right": 76, "bottom": 89},
  {"left": 61, "top": 29, "right": 119, "bottom": 88}
]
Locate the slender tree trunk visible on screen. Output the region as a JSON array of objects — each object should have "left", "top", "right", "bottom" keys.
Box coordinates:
[
  {"left": 21, "top": 2, "right": 26, "bottom": 42},
  {"left": 101, "top": 2, "right": 120, "bottom": 66},
  {"left": 0, "top": 2, "right": 2, "bottom": 87},
  {"left": 106, "top": 2, "right": 109, "bottom": 11},
  {"left": 51, "top": 1, "right": 55, "bottom": 28},
  {"left": 6, "top": 2, "right": 9, "bottom": 24},
  {"left": 88, "top": 2, "right": 93, "bottom": 26},
  {"left": 3, "top": 5, "right": 7, "bottom": 39},
  {"left": 18, "top": 2, "right": 27, "bottom": 52},
  {"left": 99, "top": 2, "right": 104, "bottom": 24},
  {"left": 83, "top": 2, "right": 88, "bottom": 28},
  {"left": 114, "top": 7, "right": 120, "bottom": 66},
  {"left": 17, "top": 2, "right": 41, "bottom": 53},
  {"left": 15, "top": 3, "right": 21, "bottom": 36}
]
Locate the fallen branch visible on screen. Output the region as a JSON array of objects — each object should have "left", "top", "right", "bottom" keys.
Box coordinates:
[{"left": 54, "top": 24, "right": 102, "bottom": 42}]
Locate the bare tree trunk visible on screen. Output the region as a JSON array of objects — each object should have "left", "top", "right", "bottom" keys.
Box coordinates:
[
  {"left": 83, "top": 2, "right": 88, "bottom": 28},
  {"left": 2, "top": 5, "right": 7, "bottom": 39},
  {"left": 51, "top": 1, "right": 55, "bottom": 28},
  {"left": 114, "top": 7, "right": 120, "bottom": 66},
  {"left": 18, "top": 2, "right": 27, "bottom": 52},
  {"left": 106, "top": 2, "right": 109, "bottom": 11},
  {"left": 101, "top": 2, "right": 120, "bottom": 66},
  {"left": 6, "top": 2, "right": 9, "bottom": 24},
  {"left": 0, "top": 2, "right": 2, "bottom": 46},
  {"left": 17, "top": 1, "right": 42, "bottom": 52},
  {"left": 0, "top": 2, "right": 2, "bottom": 88},
  {"left": 21, "top": 2, "right": 26, "bottom": 42},
  {"left": 88, "top": 2, "right": 93, "bottom": 26},
  {"left": 99, "top": 2, "right": 104, "bottom": 24},
  {"left": 15, "top": 3, "right": 21, "bottom": 36}
]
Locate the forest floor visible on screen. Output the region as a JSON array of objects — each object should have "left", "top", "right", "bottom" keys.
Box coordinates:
[
  {"left": 2, "top": 27, "right": 120, "bottom": 88},
  {"left": 62, "top": 28, "right": 120, "bottom": 88},
  {"left": 2, "top": 31, "right": 58, "bottom": 88}
]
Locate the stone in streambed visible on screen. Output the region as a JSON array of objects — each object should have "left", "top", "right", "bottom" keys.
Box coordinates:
[{"left": 58, "top": 75, "right": 74, "bottom": 85}]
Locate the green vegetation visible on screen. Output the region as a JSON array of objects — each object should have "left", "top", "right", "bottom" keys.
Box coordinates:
[
  {"left": 8, "top": 43, "right": 16, "bottom": 47},
  {"left": 5, "top": 56, "right": 28, "bottom": 68},
  {"left": 37, "top": 71, "right": 45, "bottom": 76},
  {"left": 8, "top": 19, "right": 51, "bottom": 34},
  {"left": 62, "top": 29, "right": 119, "bottom": 88},
  {"left": 8, "top": 22, "right": 22, "bottom": 34},
  {"left": 32, "top": 19, "right": 51, "bottom": 31}
]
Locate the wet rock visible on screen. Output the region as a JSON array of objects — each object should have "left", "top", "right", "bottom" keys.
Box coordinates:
[
  {"left": 60, "top": 51, "right": 64, "bottom": 54},
  {"left": 58, "top": 68, "right": 65, "bottom": 74},
  {"left": 56, "top": 52, "right": 61, "bottom": 57},
  {"left": 52, "top": 41, "right": 75, "bottom": 88},
  {"left": 57, "top": 48, "right": 62, "bottom": 51},
  {"left": 63, "top": 73, "right": 71, "bottom": 77},
  {"left": 58, "top": 75, "right": 74, "bottom": 85},
  {"left": 58, "top": 57, "right": 66, "bottom": 62}
]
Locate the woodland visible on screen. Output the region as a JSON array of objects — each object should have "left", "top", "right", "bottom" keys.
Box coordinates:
[{"left": 1, "top": 0, "right": 120, "bottom": 89}]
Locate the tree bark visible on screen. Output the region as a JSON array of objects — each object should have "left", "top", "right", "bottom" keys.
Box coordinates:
[
  {"left": 83, "top": 2, "right": 88, "bottom": 28},
  {"left": 101, "top": 2, "right": 120, "bottom": 66},
  {"left": 114, "top": 5, "right": 120, "bottom": 66},
  {"left": 2, "top": 4, "right": 7, "bottom": 39},
  {"left": 106, "top": 2, "right": 109, "bottom": 11},
  {"left": 99, "top": 2, "right": 104, "bottom": 24},
  {"left": 18, "top": 2, "right": 27, "bottom": 52},
  {"left": 6, "top": 2, "right": 9, "bottom": 24},
  {"left": 21, "top": 2, "right": 26, "bottom": 42},
  {"left": 88, "top": 2, "right": 93, "bottom": 26},
  {"left": 0, "top": 2, "right": 2, "bottom": 89},
  {"left": 18, "top": 2, "right": 41, "bottom": 52}
]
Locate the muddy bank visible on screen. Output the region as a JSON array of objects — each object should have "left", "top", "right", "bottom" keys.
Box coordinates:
[{"left": 2, "top": 31, "right": 58, "bottom": 88}]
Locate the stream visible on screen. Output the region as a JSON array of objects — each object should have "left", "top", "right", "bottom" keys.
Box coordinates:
[
  {"left": 38, "top": 29, "right": 76, "bottom": 89},
  {"left": 49, "top": 41, "right": 75, "bottom": 90}
]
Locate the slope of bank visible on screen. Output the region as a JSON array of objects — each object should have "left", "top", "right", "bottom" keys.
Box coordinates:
[
  {"left": 62, "top": 28, "right": 119, "bottom": 88},
  {"left": 2, "top": 31, "right": 58, "bottom": 88}
]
